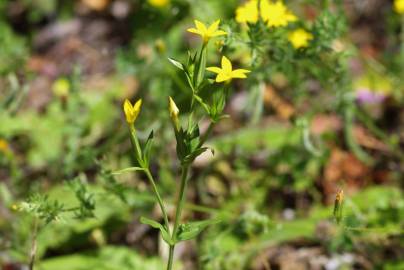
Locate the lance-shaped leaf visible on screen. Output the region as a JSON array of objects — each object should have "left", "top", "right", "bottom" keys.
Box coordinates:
[
  {"left": 142, "top": 130, "right": 154, "bottom": 167},
  {"left": 168, "top": 57, "right": 184, "bottom": 70},
  {"left": 176, "top": 219, "right": 221, "bottom": 242},
  {"left": 140, "top": 216, "right": 174, "bottom": 245},
  {"left": 111, "top": 167, "right": 144, "bottom": 175}
]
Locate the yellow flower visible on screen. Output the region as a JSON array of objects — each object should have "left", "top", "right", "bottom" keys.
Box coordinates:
[
  {"left": 168, "top": 96, "right": 180, "bottom": 130},
  {"left": 187, "top": 20, "right": 227, "bottom": 44},
  {"left": 288, "top": 28, "right": 313, "bottom": 49},
  {"left": 206, "top": 56, "right": 250, "bottom": 83},
  {"left": 0, "top": 139, "right": 10, "bottom": 154},
  {"left": 148, "top": 0, "right": 170, "bottom": 8},
  {"left": 11, "top": 204, "right": 20, "bottom": 211},
  {"left": 261, "top": 0, "right": 297, "bottom": 27},
  {"left": 394, "top": 0, "right": 404, "bottom": 14},
  {"left": 52, "top": 78, "right": 70, "bottom": 97},
  {"left": 236, "top": 0, "right": 259, "bottom": 24},
  {"left": 123, "top": 99, "right": 142, "bottom": 125}
]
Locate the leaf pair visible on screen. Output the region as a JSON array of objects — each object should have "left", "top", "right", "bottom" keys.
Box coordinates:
[
  {"left": 168, "top": 46, "right": 207, "bottom": 93},
  {"left": 140, "top": 216, "right": 221, "bottom": 245},
  {"left": 140, "top": 216, "right": 174, "bottom": 245},
  {"left": 174, "top": 124, "right": 209, "bottom": 165},
  {"left": 128, "top": 129, "right": 155, "bottom": 169}
]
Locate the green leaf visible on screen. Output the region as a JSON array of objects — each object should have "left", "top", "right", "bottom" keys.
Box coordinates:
[
  {"left": 140, "top": 217, "right": 173, "bottom": 245},
  {"left": 193, "top": 94, "right": 210, "bottom": 114},
  {"left": 168, "top": 58, "right": 184, "bottom": 70},
  {"left": 194, "top": 46, "right": 207, "bottom": 90},
  {"left": 188, "top": 124, "right": 200, "bottom": 140},
  {"left": 174, "top": 128, "right": 188, "bottom": 162},
  {"left": 183, "top": 147, "right": 208, "bottom": 165},
  {"left": 111, "top": 167, "right": 144, "bottom": 175},
  {"left": 142, "top": 130, "right": 154, "bottom": 167},
  {"left": 176, "top": 219, "right": 221, "bottom": 242}
]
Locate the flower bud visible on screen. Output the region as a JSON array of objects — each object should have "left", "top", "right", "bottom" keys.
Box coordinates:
[
  {"left": 123, "top": 99, "right": 142, "bottom": 125},
  {"left": 333, "top": 189, "right": 344, "bottom": 224},
  {"left": 168, "top": 96, "right": 179, "bottom": 130}
]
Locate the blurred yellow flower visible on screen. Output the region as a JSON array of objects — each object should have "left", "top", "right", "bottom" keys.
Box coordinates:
[
  {"left": 187, "top": 20, "right": 227, "bottom": 44},
  {"left": 288, "top": 28, "right": 313, "bottom": 48},
  {"left": 394, "top": 0, "right": 404, "bottom": 14},
  {"left": 148, "top": 0, "right": 170, "bottom": 8},
  {"left": 123, "top": 99, "right": 142, "bottom": 125},
  {"left": 236, "top": 0, "right": 259, "bottom": 24},
  {"left": 261, "top": 0, "right": 297, "bottom": 27},
  {"left": 52, "top": 78, "right": 70, "bottom": 97},
  {"left": 0, "top": 139, "right": 10, "bottom": 154},
  {"left": 168, "top": 96, "right": 180, "bottom": 130},
  {"left": 11, "top": 204, "right": 19, "bottom": 211},
  {"left": 207, "top": 56, "right": 250, "bottom": 83}
]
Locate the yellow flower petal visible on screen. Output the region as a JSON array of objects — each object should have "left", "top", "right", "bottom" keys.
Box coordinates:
[
  {"left": 288, "top": 28, "right": 313, "bottom": 49},
  {"left": 187, "top": 28, "right": 202, "bottom": 35},
  {"left": 394, "top": 0, "right": 404, "bottom": 14},
  {"left": 261, "top": 0, "right": 297, "bottom": 28},
  {"left": 221, "top": 56, "right": 232, "bottom": 73},
  {"left": 207, "top": 19, "right": 220, "bottom": 33},
  {"left": 210, "top": 30, "right": 227, "bottom": 37},
  {"left": 231, "top": 69, "right": 250, "bottom": 78},
  {"left": 216, "top": 72, "right": 231, "bottom": 83},
  {"left": 206, "top": 67, "right": 223, "bottom": 74},
  {"left": 123, "top": 98, "right": 133, "bottom": 115},
  {"left": 194, "top": 20, "right": 208, "bottom": 32},
  {"left": 208, "top": 56, "right": 250, "bottom": 83},
  {"left": 133, "top": 99, "right": 142, "bottom": 113},
  {"left": 236, "top": 0, "right": 259, "bottom": 24},
  {"left": 187, "top": 19, "right": 226, "bottom": 44},
  {"left": 123, "top": 99, "right": 142, "bottom": 124}
]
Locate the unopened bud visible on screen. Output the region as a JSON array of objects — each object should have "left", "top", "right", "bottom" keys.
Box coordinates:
[
  {"left": 168, "top": 96, "right": 179, "bottom": 130},
  {"left": 123, "top": 99, "right": 142, "bottom": 125}
]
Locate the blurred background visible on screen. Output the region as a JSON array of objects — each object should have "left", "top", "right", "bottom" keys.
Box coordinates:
[{"left": 0, "top": 0, "right": 403, "bottom": 269}]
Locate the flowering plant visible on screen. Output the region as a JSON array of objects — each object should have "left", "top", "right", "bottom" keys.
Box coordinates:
[{"left": 120, "top": 19, "right": 250, "bottom": 270}]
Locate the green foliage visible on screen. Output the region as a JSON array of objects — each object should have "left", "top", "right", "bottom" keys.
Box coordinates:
[
  {"left": 67, "top": 177, "right": 96, "bottom": 219},
  {"left": 176, "top": 219, "right": 221, "bottom": 242},
  {"left": 18, "top": 194, "right": 64, "bottom": 225},
  {"left": 0, "top": 22, "right": 27, "bottom": 75},
  {"left": 40, "top": 246, "right": 165, "bottom": 270},
  {"left": 1, "top": 0, "right": 403, "bottom": 269}
]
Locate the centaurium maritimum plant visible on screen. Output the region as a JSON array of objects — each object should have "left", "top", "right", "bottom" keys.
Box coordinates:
[{"left": 121, "top": 19, "right": 250, "bottom": 270}]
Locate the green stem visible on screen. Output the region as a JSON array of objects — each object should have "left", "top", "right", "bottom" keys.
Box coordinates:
[
  {"left": 167, "top": 246, "right": 174, "bottom": 270},
  {"left": 29, "top": 217, "right": 39, "bottom": 270},
  {"left": 144, "top": 168, "right": 171, "bottom": 235},
  {"left": 167, "top": 165, "right": 190, "bottom": 270},
  {"left": 128, "top": 124, "right": 171, "bottom": 236},
  {"left": 197, "top": 122, "right": 215, "bottom": 149},
  {"left": 187, "top": 96, "right": 195, "bottom": 131},
  {"left": 129, "top": 125, "right": 143, "bottom": 164}
]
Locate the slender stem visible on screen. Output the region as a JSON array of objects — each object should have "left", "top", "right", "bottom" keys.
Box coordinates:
[
  {"left": 129, "top": 125, "right": 143, "bottom": 164},
  {"left": 167, "top": 246, "right": 174, "bottom": 270},
  {"left": 187, "top": 97, "right": 195, "bottom": 130},
  {"left": 172, "top": 166, "right": 190, "bottom": 236},
  {"left": 29, "top": 217, "right": 39, "bottom": 270},
  {"left": 127, "top": 125, "right": 173, "bottom": 269},
  {"left": 144, "top": 168, "right": 171, "bottom": 235},
  {"left": 167, "top": 165, "right": 190, "bottom": 270},
  {"left": 197, "top": 121, "right": 215, "bottom": 149}
]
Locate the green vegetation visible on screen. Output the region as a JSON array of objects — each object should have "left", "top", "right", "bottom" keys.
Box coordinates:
[{"left": 1, "top": 0, "right": 403, "bottom": 269}]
